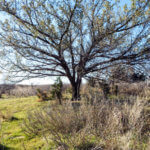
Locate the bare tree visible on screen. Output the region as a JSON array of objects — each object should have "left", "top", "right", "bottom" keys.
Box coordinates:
[{"left": 0, "top": 0, "right": 149, "bottom": 100}]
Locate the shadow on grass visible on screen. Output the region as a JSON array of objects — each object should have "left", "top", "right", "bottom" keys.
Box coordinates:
[
  {"left": 0, "top": 144, "right": 13, "bottom": 150},
  {"left": 10, "top": 116, "right": 19, "bottom": 121}
]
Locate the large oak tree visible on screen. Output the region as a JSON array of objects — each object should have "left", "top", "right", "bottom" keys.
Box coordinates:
[{"left": 0, "top": 0, "right": 150, "bottom": 100}]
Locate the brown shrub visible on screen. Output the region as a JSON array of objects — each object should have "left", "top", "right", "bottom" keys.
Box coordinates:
[
  {"left": 117, "top": 82, "right": 148, "bottom": 96},
  {"left": 23, "top": 96, "right": 149, "bottom": 149},
  {"left": 36, "top": 89, "right": 51, "bottom": 102}
]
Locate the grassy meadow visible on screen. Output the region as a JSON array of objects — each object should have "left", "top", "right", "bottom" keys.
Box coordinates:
[
  {"left": 0, "top": 96, "right": 55, "bottom": 150},
  {"left": 0, "top": 83, "right": 150, "bottom": 150}
]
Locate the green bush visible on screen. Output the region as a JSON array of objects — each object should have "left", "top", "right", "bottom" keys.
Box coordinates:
[{"left": 51, "top": 77, "right": 63, "bottom": 104}]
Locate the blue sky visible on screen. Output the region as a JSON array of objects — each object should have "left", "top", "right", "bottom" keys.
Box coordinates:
[{"left": 0, "top": 0, "right": 133, "bottom": 85}]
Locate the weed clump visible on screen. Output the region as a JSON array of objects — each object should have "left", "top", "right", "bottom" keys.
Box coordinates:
[
  {"left": 36, "top": 89, "right": 51, "bottom": 102},
  {"left": 0, "top": 110, "right": 18, "bottom": 122}
]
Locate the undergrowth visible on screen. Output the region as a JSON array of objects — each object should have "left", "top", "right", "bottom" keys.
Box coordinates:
[{"left": 23, "top": 97, "right": 150, "bottom": 150}]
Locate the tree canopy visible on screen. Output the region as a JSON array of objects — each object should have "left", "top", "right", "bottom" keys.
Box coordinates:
[{"left": 0, "top": 0, "right": 149, "bottom": 99}]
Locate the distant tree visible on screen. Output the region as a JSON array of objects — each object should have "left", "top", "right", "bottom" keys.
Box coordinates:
[
  {"left": 109, "top": 65, "right": 133, "bottom": 83},
  {"left": 0, "top": 0, "right": 150, "bottom": 100},
  {"left": 87, "top": 77, "right": 96, "bottom": 87},
  {"left": 131, "top": 72, "right": 146, "bottom": 82},
  {"left": 109, "top": 65, "right": 147, "bottom": 83},
  {"left": 0, "top": 86, "right": 5, "bottom": 98},
  {"left": 51, "top": 77, "right": 63, "bottom": 104}
]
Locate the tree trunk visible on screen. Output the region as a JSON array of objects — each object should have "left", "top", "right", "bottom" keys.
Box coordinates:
[
  {"left": 71, "top": 79, "right": 81, "bottom": 101},
  {"left": 58, "top": 98, "right": 62, "bottom": 105}
]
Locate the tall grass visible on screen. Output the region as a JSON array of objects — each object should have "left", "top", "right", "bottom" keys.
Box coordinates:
[{"left": 23, "top": 96, "right": 150, "bottom": 149}]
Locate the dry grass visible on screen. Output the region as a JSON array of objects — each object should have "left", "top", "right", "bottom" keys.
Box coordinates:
[
  {"left": 1, "top": 82, "right": 149, "bottom": 149},
  {"left": 115, "top": 82, "right": 149, "bottom": 97},
  {"left": 0, "top": 110, "right": 17, "bottom": 122},
  {"left": 23, "top": 96, "right": 150, "bottom": 149}
]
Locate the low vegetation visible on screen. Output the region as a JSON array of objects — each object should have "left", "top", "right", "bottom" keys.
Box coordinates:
[
  {"left": 0, "top": 0, "right": 149, "bottom": 149},
  {"left": 0, "top": 96, "right": 53, "bottom": 149},
  {"left": 23, "top": 94, "right": 150, "bottom": 150},
  {"left": 0, "top": 82, "right": 149, "bottom": 149}
]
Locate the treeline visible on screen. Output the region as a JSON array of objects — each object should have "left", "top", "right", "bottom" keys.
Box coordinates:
[{"left": 0, "top": 84, "right": 51, "bottom": 97}]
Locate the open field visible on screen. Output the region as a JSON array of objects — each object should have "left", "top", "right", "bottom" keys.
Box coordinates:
[
  {"left": 0, "top": 86, "right": 149, "bottom": 150},
  {"left": 0, "top": 96, "right": 55, "bottom": 150}
]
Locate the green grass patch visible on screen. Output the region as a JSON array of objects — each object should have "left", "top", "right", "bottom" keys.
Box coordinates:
[{"left": 0, "top": 96, "right": 52, "bottom": 150}]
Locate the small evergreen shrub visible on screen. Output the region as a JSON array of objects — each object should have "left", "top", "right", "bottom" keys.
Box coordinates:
[{"left": 51, "top": 77, "right": 63, "bottom": 104}]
